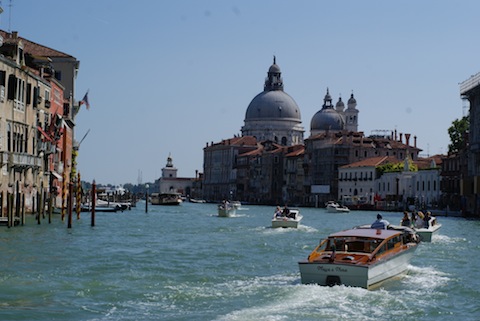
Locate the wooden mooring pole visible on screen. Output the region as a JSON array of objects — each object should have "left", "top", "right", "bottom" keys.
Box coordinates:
[
  {"left": 67, "top": 182, "right": 73, "bottom": 229},
  {"left": 91, "top": 180, "right": 96, "bottom": 227}
]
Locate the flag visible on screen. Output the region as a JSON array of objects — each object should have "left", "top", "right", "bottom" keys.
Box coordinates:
[{"left": 79, "top": 90, "right": 90, "bottom": 110}]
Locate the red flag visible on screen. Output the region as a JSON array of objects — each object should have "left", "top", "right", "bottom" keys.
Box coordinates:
[{"left": 79, "top": 90, "right": 90, "bottom": 110}]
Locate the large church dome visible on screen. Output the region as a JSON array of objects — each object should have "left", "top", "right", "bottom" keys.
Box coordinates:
[
  {"left": 241, "top": 57, "right": 304, "bottom": 146},
  {"left": 245, "top": 90, "right": 301, "bottom": 121}
]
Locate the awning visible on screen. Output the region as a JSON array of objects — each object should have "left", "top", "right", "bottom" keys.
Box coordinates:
[
  {"left": 50, "top": 171, "right": 62, "bottom": 181},
  {"left": 37, "top": 126, "right": 52, "bottom": 142}
]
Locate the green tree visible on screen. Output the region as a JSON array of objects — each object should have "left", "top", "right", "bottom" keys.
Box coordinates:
[{"left": 448, "top": 116, "right": 469, "bottom": 154}]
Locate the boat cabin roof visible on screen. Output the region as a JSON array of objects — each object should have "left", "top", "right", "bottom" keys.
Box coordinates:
[{"left": 329, "top": 228, "right": 400, "bottom": 240}]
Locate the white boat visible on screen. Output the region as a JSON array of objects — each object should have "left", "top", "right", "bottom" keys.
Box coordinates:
[
  {"left": 298, "top": 225, "right": 420, "bottom": 289},
  {"left": 81, "top": 199, "right": 122, "bottom": 212},
  {"left": 190, "top": 198, "right": 206, "bottom": 203},
  {"left": 231, "top": 201, "right": 242, "bottom": 209},
  {"left": 414, "top": 217, "right": 442, "bottom": 242},
  {"left": 272, "top": 209, "right": 302, "bottom": 228},
  {"left": 218, "top": 203, "right": 236, "bottom": 217},
  {"left": 150, "top": 193, "right": 182, "bottom": 205},
  {"left": 325, "top": 201, "right": 350, "bottom": 213}
]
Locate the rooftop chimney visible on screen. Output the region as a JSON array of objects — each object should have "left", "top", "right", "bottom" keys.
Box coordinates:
[{"left": 405, "top": 133, "right": 411, "bottom": 146}]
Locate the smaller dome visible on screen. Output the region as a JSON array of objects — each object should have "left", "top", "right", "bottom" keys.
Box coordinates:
[
  {"left": 310, "top": 108, "right": 345, "bottom": 132},
  {"left": 269, "top": 63, "right": 281, "bottom": 73},
  {"left": 324, "top": 91, "right": 332, "bottom": 101},
  {"left": 336, "top": 97, "right": 344, "bottom": 108},
  {"left": 348, "top": 93, "right": 356, "bottom": 105}
]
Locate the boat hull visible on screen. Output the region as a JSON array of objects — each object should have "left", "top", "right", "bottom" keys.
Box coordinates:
[
  {"left": 415, "top": 224, "right": 442, "bottom": 242},
  {"left": 298, "top": 245, "right": 417, "bottom": 289},
  {"left": 272, "top": 214, "right": 302, "bottom": 228},
  {"left": 218, "top": 208, "right": 236, "bottom": 217}
]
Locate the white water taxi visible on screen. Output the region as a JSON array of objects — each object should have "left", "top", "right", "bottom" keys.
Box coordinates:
[{"left": 298, "top": 225, "right": 419, "bottom": 289}]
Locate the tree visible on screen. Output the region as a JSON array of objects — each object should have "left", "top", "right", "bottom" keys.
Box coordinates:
[{"left": 448, "top": 116, "right": 469, "bottom": 154}]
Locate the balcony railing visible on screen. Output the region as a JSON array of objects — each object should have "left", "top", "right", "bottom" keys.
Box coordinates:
[{"left": 0, "top": 151, "right": 43, "bottom": 169}]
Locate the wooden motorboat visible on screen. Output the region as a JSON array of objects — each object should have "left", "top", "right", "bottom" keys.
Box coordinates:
[
  {"left": 298, "top": 225, "right": 420, "bottom": 289},
  {"left": 150, "top": 193, "right": 182, "bottom": 205}
]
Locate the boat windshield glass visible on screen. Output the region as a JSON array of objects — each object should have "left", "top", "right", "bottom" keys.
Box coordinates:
[{"left": 326, "top": 237, "right": 380, "bottom": 253}]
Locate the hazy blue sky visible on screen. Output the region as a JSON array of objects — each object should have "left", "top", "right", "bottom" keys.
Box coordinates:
[{"left": 3, "top": 1, "right": 478, "bottom": 185}]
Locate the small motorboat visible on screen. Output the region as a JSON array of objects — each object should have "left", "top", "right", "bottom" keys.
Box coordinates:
[
  {"left": 272, "top": 209, "right": 302, "bottom": 228},
  {"left": 325, "top": 201, "right": 350, "bottom": 213},
  {"left": 218, "top": 202, "right": 236, "bottom": 217},
  {"left": 414, "top": 216, "right": 442, "bottom": 242},
  {"left": 298, "top": 225, "right": 420, "bottom": 289},
  {"left": 81, "top": 199, "right": 121, "bottom": 212}
]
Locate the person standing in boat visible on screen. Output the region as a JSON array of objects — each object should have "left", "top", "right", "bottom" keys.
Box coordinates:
[
  {"left": 282, "top": 205, "right": 290, "bottom": 216},
  {"left": 401, "top": 211, "right": 411, "bottom": 227},
  {"left": 423, "top": 211, "right": 432, "bottom": 228},
  {"left": 371, "top": 214, "right": 390, "bottom": 229},
  {"left": 274, "top": 206, "right": 283, "bottom": 218}
]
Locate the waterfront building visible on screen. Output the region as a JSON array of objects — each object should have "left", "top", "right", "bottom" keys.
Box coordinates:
[
  {"left": 305, "top": 130, "right": 421, "bottom": 206},
  {"left": 156, "top": 155, "right": 194, "bottom": 197},
  {"left": 459, "top": 71, "right": 480, "bottom": 216},
  {"left": 202, "top": 136, "right": 257, "bottom": 202},
  {"left": 338, "top": 156, "right": 397, "bottom": 208},
  {"left": 440, "top": 153, "right": 466, "bottom": 213},
  {"left": 339, "top": 155, "right": 441, "bottom": 211},
  {"left": 0, "top": 30, "right": 79, "bottom": 212}
]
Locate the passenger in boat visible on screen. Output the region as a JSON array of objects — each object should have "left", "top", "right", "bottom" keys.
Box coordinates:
[
  {"left": 401, "top": 211, "right": 411, "bottom": 227},
  {"left": 371, "top": 214, "right": 390, "bottom": 229},
  {"left": 415, "top": 211, "right": 425, "bottom": 228},
  {"left": 274, "top": 206, "right": 283, "bottom": 218},
  {"left": 423, "top": 211, "right": 432, "bottom": 228},
  {"left": 282, "top": 205, "right": 290, "bottom": 216}
]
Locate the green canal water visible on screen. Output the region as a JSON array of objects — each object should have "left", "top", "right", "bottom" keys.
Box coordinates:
[{"left": 0, "top": 202, "right": 479, "bottom": 320}]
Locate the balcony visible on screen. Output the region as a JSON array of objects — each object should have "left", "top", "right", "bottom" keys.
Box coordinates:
[{"left": 0, "top": 151, "right": 43, "bottom": 170}]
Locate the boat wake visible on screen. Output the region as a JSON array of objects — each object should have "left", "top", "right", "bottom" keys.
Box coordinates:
[
  {"left": 431, "top": 233, "right": 467, "bottom": 244},
  {"left": 400, "top": 264, "right": 450, "bottom": 291}
]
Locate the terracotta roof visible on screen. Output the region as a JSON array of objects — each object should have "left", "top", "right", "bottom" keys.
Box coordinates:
[
  {"left": 414, "top": 155, "right": 443, "bottom": 169},
  {"left": 212, "top": 136, "right": 257, "bottom": 147},
  {"left": 0, "top": 30, "right": 75, "bottom": 58},
  {"left": 340, "top": 156, "right": 399, "bottom": 169},
  {"left": 285, "top": 145, "right": 305, "bottom": 157}
]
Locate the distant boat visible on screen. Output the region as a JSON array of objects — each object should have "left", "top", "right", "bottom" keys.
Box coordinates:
[
  {"left": 218, "top": 202, "right": 236, "bottom": 217},
  {"left": 190, "top": 198, "right": 206, "bottom": 203},
  {"left": 272, "top": 209, "right": 302, "bottom": 228},
  {"left": 325, "top": 201, "right": 350, "bottom": 213},
  {"left": 81, "top": 199, "right": 121, "bottom": 212},
  {"left": 150, "top": 193, "right": 182, "bottom": 206}
]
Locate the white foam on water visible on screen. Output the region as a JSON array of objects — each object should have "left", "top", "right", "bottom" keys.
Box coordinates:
[{"left": 400, "top": 264, "right": 450, "bottom": 292}]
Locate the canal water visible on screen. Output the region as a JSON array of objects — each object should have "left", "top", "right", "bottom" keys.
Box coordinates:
[{"left": 0, "top": 202, "right": 479, "bottom": 320}]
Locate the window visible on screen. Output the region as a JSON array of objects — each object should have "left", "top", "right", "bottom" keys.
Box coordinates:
[{"left": 13, "top": 78, "right": 26, "bottom": 111}]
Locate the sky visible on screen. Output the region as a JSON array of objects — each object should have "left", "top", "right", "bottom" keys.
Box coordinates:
[{"left": 2, "top": 0, "right": 478, "bottom": 185}]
